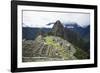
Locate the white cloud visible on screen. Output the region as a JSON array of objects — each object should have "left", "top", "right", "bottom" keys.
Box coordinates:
[{"left": 23, "top": 11, "right": 90, "bottom": 28}]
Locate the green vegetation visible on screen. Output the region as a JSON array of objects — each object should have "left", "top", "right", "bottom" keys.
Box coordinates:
[
  {"left": 44, "top": 36, "right": 69, "bottom": 59},
  {"left": 74, "top": 47, "right": 89, "bottom": 59},
  {"left": 63, "top": 29, "right": 90, "bottom": 59}
]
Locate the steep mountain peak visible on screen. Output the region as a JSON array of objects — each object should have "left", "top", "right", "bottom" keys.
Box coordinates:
[
  {"left": 55, "top": 20, "right": 62, "bottom": 24},
  {"left": 54, "top": 20, "right": 64, "bottom": 27},
  {"left": 52, "top": 20, "right": 64, "bottom": 38}
]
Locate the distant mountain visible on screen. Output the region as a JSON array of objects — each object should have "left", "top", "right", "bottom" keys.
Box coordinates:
[
  {"left": 64, "top": 23, "right": 90, "bottom": 52},
  {"left": 22, "top": 27, "right": 39, "bottom": 40},
  {"left": 22, "top": 27, "right": 51, "bottom": 40},
  {"left": 65, "top": 23, "right": 90, "bottom": 40},
  {"left": 82, "top": 25, "right": 90, "bottom": 41},
  {"left": 23, "top": 22, "right": 90, "bottom": 40}
]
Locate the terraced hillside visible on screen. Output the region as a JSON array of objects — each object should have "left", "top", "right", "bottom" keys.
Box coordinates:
[{"left": 22, "top": 35, "right": 77, "bottom": 62}]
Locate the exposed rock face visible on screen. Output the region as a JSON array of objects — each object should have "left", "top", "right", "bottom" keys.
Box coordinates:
[
  {"left": 52, "top": 20, "right": 64, "bottom": 38},
  {"left": 22, "top": 35, "right": 77, "bottom": 62}
]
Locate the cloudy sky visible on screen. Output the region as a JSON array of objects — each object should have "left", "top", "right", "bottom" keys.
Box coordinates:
[{"left": 23, "top": 11, "right": 90, "bottom": 28}]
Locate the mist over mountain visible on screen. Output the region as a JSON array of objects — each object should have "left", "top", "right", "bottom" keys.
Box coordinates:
[
  {"left": 22, "top": 20, "right": 90, "bottom": 62},
  {"left": 23, "top": 20, "right": 90, "bottom": 42},
  {"left": 64, "top": 23, "right": 90, "bottom": 39}
]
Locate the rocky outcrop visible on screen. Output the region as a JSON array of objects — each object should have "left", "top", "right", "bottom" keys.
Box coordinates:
[{"left": 52, "top": 20, "right": 64, "bottom": 38}]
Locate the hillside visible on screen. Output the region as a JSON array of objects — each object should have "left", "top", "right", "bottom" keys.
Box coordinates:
[
  {"left": 22, "top": 35, "right": 77, "bottom": 62},
  {"left": 22, "top": 20, "right": 89, "bottom": 62}
]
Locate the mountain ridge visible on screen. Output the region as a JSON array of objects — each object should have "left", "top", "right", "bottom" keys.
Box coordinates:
[{"left": 22, "top": 20, "right": 90, "bottom": 62}]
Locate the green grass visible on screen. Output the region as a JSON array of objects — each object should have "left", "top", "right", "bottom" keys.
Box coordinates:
[{"left": 44, "top": 36, "right": 69, "bottom": 59}]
